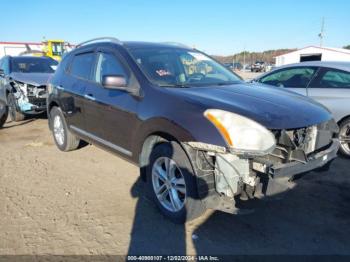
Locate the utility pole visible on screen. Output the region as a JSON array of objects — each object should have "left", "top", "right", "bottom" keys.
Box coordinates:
[
  {"left": 232, "top": 53, "right": 235, "bottom": 70},
  {"left": 243, "top": 44, "right": 246, "bottom": 71},
  {"left": 318, "top": 17, "right": 325, "bottom": 47}
]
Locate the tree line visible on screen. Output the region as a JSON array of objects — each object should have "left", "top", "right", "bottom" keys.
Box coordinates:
[{"left": 213, "top": 49, "right": 296, "bottom": 65}]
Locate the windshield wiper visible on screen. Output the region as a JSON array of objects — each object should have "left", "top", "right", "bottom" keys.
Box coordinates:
[
  {"left": 215, "top": 81, "right": 240, "bottom": 86},
  {"left": 159, "top": 81, "right": 240, "bottom": 88},
  {"left": 159, "top": 83, "right": 190, "bottom": 88}
]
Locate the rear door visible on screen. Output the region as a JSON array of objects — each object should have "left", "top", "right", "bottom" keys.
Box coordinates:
[
  {"left": 258, "top": 66, "right": 318, "bottom": 96},
  {"left": 83, "top": 47, "right": 139, "bottom": 156},
  {"left": 307, "top": 67, "right": 350, "bottom": 122},
  {"left": 60, "top": 51, "right": 96, "bottom": 131}
]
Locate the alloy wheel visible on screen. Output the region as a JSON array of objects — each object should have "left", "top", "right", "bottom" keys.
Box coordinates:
[
  {"left": 340, "top": 123, "right": 350, "bottom": 156},
  {"left": 151, "top": 157, "right": 186, "bottom": 212},
  {"left": 53, "top": 115, "right": 65, "bottom": 146}
]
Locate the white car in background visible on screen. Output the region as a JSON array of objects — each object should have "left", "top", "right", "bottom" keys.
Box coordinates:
[{"left": 253, "top": 61, "right": 350, "bottom": 157}]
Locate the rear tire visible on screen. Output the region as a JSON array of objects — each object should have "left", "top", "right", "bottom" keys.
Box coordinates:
[
  {"left": 50, "top": 106, "right": 80, "bottom": 152},
  {"left": 7, "top": 93, "right": 25, "bottom": 122},
  {"left": 0, "top": 102, "right": 8, "bottom": 128},
  {"left": 147, "top": 141, "right": 206, "bottom": 223},
  {"left": 338, "top": 118, "right": 350, "bottom": 158}
]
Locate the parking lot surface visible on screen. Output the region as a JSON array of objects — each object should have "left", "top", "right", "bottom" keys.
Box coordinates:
[{"left": 0, "top": 73, "right": 349, "bottom": 256}]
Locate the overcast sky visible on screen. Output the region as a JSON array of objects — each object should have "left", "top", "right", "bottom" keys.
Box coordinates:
[{"left": 2, "top": 0, "right": 349, "bottom": 55}]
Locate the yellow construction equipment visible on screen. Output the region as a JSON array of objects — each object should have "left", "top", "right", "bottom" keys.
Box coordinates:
[
  {"left": 42, "top": 40, "right": 66, "bottom": 61},
  {"left": 6, "top": 39, "right": 71, "bottom": 61}
]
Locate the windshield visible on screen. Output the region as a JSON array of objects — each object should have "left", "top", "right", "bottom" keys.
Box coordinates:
[
  {"left": 11, "top": 57, "right": 58, "bottom": 73},
  {"left": 129, "top": 48, "right": 242, "bottom": 87}
]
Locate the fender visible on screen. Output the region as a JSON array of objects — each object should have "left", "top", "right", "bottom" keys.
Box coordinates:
[{"left": 131, "top": 117, "right": 195, "bottom": 163}]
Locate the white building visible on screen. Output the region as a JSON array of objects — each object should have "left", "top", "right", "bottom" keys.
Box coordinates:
[
  {"left": 275, "top": 46, "right": 350, "bottom": 67},
  {"left": 0, "top": 42, "right": 44, "bottom": 57}
]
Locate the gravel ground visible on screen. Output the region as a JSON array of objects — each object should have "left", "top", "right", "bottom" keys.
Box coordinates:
[{"left": 0, "top": 73, "right": 350, "bottom": 258}]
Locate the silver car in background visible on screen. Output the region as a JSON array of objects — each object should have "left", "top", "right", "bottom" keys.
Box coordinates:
[{"left": 253, "top": 61, "right": 350, "bottom": 157}]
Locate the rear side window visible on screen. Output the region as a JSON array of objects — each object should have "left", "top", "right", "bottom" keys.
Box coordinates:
[
  {"left": 70, "top": 52, "right": 95, "bottom": 80},
  {"left": 311, "top": 69, "right": 350, "bottom": 89},
  {"left": 260, "top": 67, "right": 316, "bottom": 88},
  {"left": 95, "top": 52, "right": 128, "bottom": 83}
]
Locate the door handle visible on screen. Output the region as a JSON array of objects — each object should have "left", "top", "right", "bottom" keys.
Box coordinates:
[{"left": 84, "top": 94, "right": 96, "bottom": 101}]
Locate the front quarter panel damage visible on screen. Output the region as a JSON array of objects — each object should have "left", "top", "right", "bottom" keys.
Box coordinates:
[
  {"left": 183, "top": 119, "right": 339, "bottom": 214},
  {"left": 10, "top": 80, "right": 47, "bottom": 114}
]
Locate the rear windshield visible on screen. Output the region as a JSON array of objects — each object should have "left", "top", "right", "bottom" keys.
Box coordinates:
[{"left": 11, "top": 57, "right": 58, "bottom": 73}]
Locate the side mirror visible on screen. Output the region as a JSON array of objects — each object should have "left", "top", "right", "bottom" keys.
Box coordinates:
[
  {"left": 0, "top": 69, "right": 4, "bottom": 77},
  {"left": 102, "top": 75, "right": 127, "bottom": 90}
]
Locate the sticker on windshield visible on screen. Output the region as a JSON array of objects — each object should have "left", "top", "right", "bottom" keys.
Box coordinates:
[
  {"left": 156, "top": 69, "right": 172, "bottom": 76},
  {"left": 189, "top": 52, "right": 210, "bottom": 61}
]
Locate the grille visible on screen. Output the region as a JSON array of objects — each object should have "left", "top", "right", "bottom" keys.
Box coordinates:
[
  {"left": 285, "top": 125, "right": 318, "bottom": 154},
  {"left": 269, "top": 120, "right": 335, "bottom": 164},
  {"left": 27, "top": 85, "right": 47, "bottom": 98},
  {"left": 28, "top": 97, "right": 46, "bottom": 107}
]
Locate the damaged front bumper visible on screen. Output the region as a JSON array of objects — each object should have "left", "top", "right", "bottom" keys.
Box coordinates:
[
  {"left": 11, "top": 81, "right": 47, "bottom": 114},
  {"left": 253, "top": 139, "right": 339, "bottom": 178},
  {"left": 184, "top": 121, "right": 339, "bottom": 214}
]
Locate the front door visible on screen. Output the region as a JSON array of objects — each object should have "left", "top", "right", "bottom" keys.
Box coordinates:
[
  {"left": 258, "top": 66, "right": 318, "bottom": 96},
  {"left": 83, "top": 48, "right": 139, "bottom": 156},
  {"left": 307, "top": 67, "right": 350, "bottom": 122}
]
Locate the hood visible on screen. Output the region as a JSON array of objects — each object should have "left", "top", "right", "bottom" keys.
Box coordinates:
[
  {"left": 9, "top": 72, "right": 53, "bottom": 86},
  {"left": 168, "top": 83, "right": 332, "bottom": 130}
]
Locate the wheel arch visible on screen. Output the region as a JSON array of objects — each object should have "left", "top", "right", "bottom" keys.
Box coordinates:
[
  {"left": 138, "top": 131, "right": 190, "bottom": 182},
  {"left": 47, "top": 100, "right": 60, "bottom": 117},
  {"left": 135, "top": 118, "right": 196, "bottom": 181},
  {"left": 337, "top": 115, "right": 350, "bottom": 126}
]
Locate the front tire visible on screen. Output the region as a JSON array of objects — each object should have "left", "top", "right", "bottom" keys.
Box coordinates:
[
  {"left": 7, "top": 93, "right": 25, "bottom": 122},
  {"left": 0, "top": 102, "right": 8, "bottom": 128},
  {"left": 50, "top": 107, "right": 80, "bottom": 152},
  {"left": 338, "top": 118, "right": 350, "bottom": 158},
  {"left": 147, "top": 141, "right": 206, "bottom": 223}
]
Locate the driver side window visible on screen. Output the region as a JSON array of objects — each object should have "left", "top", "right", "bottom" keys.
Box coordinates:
[
  {"left": 260, "top": 67, "right": 316, "bottom": 88},
  {"left": 95, "top": 52, "right": 128, "bottom": 84}
]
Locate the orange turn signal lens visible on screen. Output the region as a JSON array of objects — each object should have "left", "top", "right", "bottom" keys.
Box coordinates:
[{"left": 205, "top": 112, "right": 233, "bottom": 146}]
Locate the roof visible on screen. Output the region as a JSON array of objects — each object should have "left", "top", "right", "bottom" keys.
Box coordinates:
[
  {"left": 76, "top": 40, "right": 192, "bottom": 51},
  {"left": 280, "top": 61, "right": 350, "bottom": 71},
  {"left": 124, "top": 41, "right": 192, "bottom": 49},
  {"left": 10, "top": 56, "right": 55, "bottom": 61},
  {"left": 276, "top": 46, "right": 350, "bottom": 58}
]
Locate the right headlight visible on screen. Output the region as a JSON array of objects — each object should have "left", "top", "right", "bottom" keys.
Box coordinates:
[{"left": 204, "top": 109, "right": 276, "bottom": 155}]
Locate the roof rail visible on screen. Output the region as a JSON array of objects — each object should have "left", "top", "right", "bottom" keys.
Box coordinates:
[
  {"left": 76, "top": 37, "right": 123, "bottom": 48},
  {"left": 161, "top": 42, "right": 191, "bottom": 49}
]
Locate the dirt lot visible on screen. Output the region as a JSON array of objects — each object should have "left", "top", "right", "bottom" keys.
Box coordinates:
[
  {"left": 0, "top": 74, "right": 350, "bottom": 257},
  {"left": 235, "top": 70, "right": 262, "bottom": 81}
]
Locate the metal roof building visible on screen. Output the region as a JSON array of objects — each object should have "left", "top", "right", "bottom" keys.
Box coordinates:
[{"left": 275, "top": 46, "right": 350, "bottom": 66}]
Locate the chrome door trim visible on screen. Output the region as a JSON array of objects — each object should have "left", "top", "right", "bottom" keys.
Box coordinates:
[
  {"left": 70, "top": 125, "right": 132, "bottom": 157},
  {"left": 84, "top": 94, "right": 96, "bottom": 101}
]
